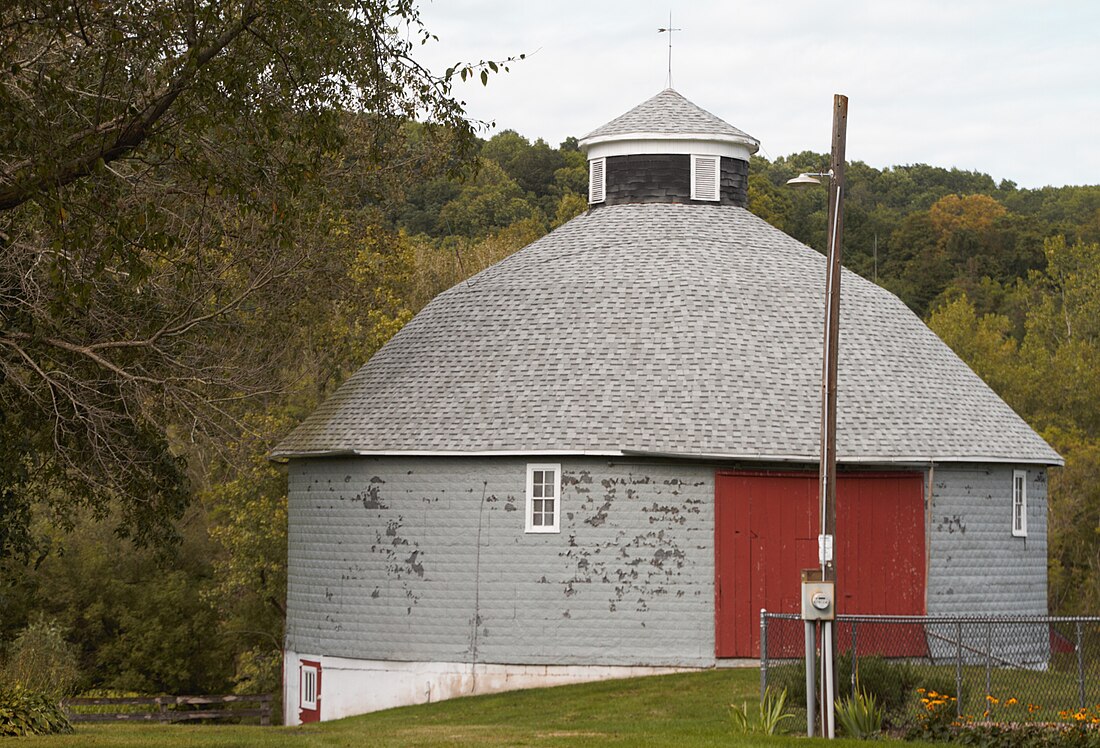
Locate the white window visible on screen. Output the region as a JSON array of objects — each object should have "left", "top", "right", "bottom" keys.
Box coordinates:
[
  {"left": 588, "top": 158, "right": 606, "bottom": 204},
  {"left": 526, "top": 463, "right": 561, "bottom": 533},
  {"left": 300, "top": 663, "right": 318, "bottom": 710},
  {"left": 1012, "top": 470, "right": 1027, "bottom": 537},
  {"left": 691, "top": 154, "right": 720, "bottom": 201}
]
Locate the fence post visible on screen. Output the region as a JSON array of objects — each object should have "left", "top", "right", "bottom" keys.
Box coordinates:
[
  {"left": 850, "top": 621, "right": 857, "bottom": 699},
  {"left": 1077, "top": 621, "right": 1086, "bottom": 710},
  {"left": 759, "top": 609, "right": 768, "bottom": 703},
  {"left": 261, "top": 694, "right": 271, "bottom": 727},
  {"left": 990, "top": 620, "right": 998, "bottom": 708},
  {"left": 955, "top": 621, "right": 963, "bottom": 718},
  {"left": 156, "top": 696, "right": 168, "bottom": 723}
]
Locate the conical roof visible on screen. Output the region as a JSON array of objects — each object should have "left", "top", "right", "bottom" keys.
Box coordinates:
[
  {"left": 274, "top": 203, "right": 1060, "bottom": 465},
  {"left": 580, "top": 88, "right": 758, "bottom": 151}
]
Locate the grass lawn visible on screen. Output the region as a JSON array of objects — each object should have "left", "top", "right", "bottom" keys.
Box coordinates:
[{"left": 18, "top": 670, "right": 940, "bottom": 747}]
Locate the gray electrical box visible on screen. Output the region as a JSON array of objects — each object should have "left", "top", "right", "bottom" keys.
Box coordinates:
[{"left": 801, "top": 569, "right": 835, "bottom": 621}]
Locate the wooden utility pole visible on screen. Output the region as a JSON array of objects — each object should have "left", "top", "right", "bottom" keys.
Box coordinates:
[
  {"left": 821, "top": 93, "right": 847, "bottom": 579},
  {"left": 819, "top": 93, "right": 848, "bottom": 740}
]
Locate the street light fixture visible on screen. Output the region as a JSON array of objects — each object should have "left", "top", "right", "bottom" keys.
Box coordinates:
[
  {"left": 785, "top": 170, "right": 831, "bottom": 187},
  {"left": 789, "top": 94, "right": 848, "bottom": 740}
]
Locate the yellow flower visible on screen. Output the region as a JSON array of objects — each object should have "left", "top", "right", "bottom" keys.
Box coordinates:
[
  {"left": 916, "top": 688, "right": 926, "bottom": 694},
  {"left": 986, "top": 695, "right": 999, "bottom": 704},
  {"left": 1006, "top": 697, "right": 1018, "bottom": 705}
]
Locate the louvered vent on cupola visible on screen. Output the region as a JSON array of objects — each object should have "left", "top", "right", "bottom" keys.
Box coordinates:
[
  {"left": 588, "top": 157, "right": 606, "bottom": 204},
  {"left": 691, "top": 155, "right": 720, "bottom": 201}
]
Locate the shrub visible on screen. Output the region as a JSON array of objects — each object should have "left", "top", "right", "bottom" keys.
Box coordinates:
[
  {"left": 1, "top": 618, "right": 80, "bottom": 698},
  {"left": 0, "top": 685, "right": 72, "bottom": 736},
  {"left": 770, "top": 662, "right": 807, "bottom": 707},
  {"left": 837, "top": 654, "right": 920, "bottom": 713},
  {"left": 775, "top": 654, "right": 923, "bottom": 714}
]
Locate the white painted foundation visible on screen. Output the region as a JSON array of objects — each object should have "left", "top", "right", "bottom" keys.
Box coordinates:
[{"left": 283, "top": 651, "right": 698, "bottom": 725}]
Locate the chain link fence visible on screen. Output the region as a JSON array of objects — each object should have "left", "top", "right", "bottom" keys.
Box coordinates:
[{"left": 761, "top": 613, "right": 1100, "bottom": 728}]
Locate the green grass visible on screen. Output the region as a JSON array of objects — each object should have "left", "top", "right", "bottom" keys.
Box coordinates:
[{"left": 18, "top": 670, "right": 941, "bottom": 747}]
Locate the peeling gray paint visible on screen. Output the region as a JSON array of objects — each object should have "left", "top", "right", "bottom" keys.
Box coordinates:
[
  {"left": 927, "top": 464, "right": 1047, "bottom": 615},
  {"left": 286, "top": 456, "right": 716, "bottom": 666},
  {"left": 285, "top": 457, "right": 1046, "bottom": 668}
]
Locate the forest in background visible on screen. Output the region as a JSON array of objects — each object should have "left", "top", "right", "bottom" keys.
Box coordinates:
[{"left": 3, "top": 0, "right": 1100, "bottom": 721}]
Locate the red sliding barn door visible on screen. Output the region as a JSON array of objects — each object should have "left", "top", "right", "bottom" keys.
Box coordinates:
[{"left": 714, "top": 471, "right": 925, "bottom": 658}]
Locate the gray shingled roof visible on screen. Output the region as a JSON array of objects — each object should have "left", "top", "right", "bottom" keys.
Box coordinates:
[
  {"left": 273, "top": 204, "right": 1060, "bottom": 465},
  {"left": 580, "top": 88, "right": 759, "bottom": 148}
]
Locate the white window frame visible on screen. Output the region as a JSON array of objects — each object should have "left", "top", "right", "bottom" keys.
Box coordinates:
[
  {"left": 690, "top": 154, "right": 720, "bottom": 201},
  {"left": 1012, "top": 469, "right": 1027, "bottom": 537},
  {"left": 588, "top": 158, "right": 606, "bottom": 204},
  {"left": 300, "top": 663, "right": 318, "bottom": 710},
  {"left": 525, "top": 463, "right": 561, "bottom": 533}
]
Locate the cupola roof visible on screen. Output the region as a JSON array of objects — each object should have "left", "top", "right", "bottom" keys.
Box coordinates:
[{"left": 579, "top": 88, "right": 759, "bottom": 154}]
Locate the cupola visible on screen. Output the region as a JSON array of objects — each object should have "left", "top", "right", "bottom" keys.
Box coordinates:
[{"left": 578, "top": 88, "right": 760, "bottom": 208}]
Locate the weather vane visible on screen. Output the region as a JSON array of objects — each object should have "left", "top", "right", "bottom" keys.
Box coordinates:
[{"left": 657, "top": 12, "right": 682, "bottom": 89}]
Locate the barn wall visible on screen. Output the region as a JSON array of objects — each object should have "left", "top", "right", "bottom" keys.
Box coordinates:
[
  {"left": 927, "top": 464, "right": 1048, "bottom": 615},
  {"left": 285, "top": 456, "right": 716, "bottom": 669}
]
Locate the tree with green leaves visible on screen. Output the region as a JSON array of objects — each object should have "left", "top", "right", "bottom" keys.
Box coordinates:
[
  {"left": 0, "top": 0, "right": 515, "bottom": 560},
  {"left": 930, "top": 238, "right": 1100, "bottom": 614}
]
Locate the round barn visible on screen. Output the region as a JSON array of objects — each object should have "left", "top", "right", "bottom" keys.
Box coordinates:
[{"left": 272, "top": 89, "right": 1061, "bottom": 724}]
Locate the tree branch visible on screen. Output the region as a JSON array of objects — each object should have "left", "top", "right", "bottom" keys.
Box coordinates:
[{"left": 0, "top": 1, "right": 264, "bottom": 212}]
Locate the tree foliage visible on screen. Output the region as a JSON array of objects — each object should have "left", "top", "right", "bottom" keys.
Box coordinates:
[
  {"left": 930, "top": 238, "right": 1100, "bottom": 613},
  {"left": 0, "top": 0, "right": 513, "bottom": 560}
]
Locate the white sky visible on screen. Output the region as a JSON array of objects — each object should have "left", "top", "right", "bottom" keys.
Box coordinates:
[{"left": 415, "top": 0, "right": 1100, "bottom": 189}]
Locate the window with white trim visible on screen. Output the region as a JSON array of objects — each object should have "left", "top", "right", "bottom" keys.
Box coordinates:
[
  {"left": 588, "top": 158, "right": 606, "bottom": 204},
  {"left": 526, "top": 463, "right": 561, "bottom": 533},
  {"left": 1012, "top": 469, "right": 1027, "bottom": 537},
  {"left": 691, "top": 154, "right": 720, "bottom": 201},
  {"left": 300, "top": 664, "right": 318, "bottom": 710}
]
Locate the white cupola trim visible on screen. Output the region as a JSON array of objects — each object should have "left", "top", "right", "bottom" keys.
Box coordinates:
[{"left": 582, "top": 134, "right": 755, "bottom": 162}]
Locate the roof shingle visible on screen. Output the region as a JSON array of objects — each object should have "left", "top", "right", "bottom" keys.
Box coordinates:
[{"left": 273, "top": 203, "right": 1060, "bottom": 465}]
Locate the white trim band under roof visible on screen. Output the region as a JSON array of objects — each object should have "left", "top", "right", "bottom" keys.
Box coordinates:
[
  {"left": 586, "top": 138, "right": 753, "bottom": 162},
  {"left": 269, "top": 448, "right": 1062, "bottom": 466},
  {"left": 579, "top": 131, "right": 760, "bottom": 151}
]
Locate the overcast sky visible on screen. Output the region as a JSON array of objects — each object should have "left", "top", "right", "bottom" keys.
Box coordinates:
[{"left": 414, "top": 0, "right": 1100, "bottom": 189}]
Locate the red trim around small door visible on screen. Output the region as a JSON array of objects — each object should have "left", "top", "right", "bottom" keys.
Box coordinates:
[{"left": 298, "top": 659, "right": 321, "bottom": 724}]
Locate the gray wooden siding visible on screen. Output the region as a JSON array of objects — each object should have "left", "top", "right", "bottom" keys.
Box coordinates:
[
  {"left": 286, "top": 457, "right": 1049, "bottom": 669},
  {"left": 285, "top": 456, "right": 717, "bottom": 667},
  {"left": 600, "top": 154, "right": 749, "bottom": 207},
  {"left": 927, "top": 464, "right": 1047, "bottom": 615}
]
